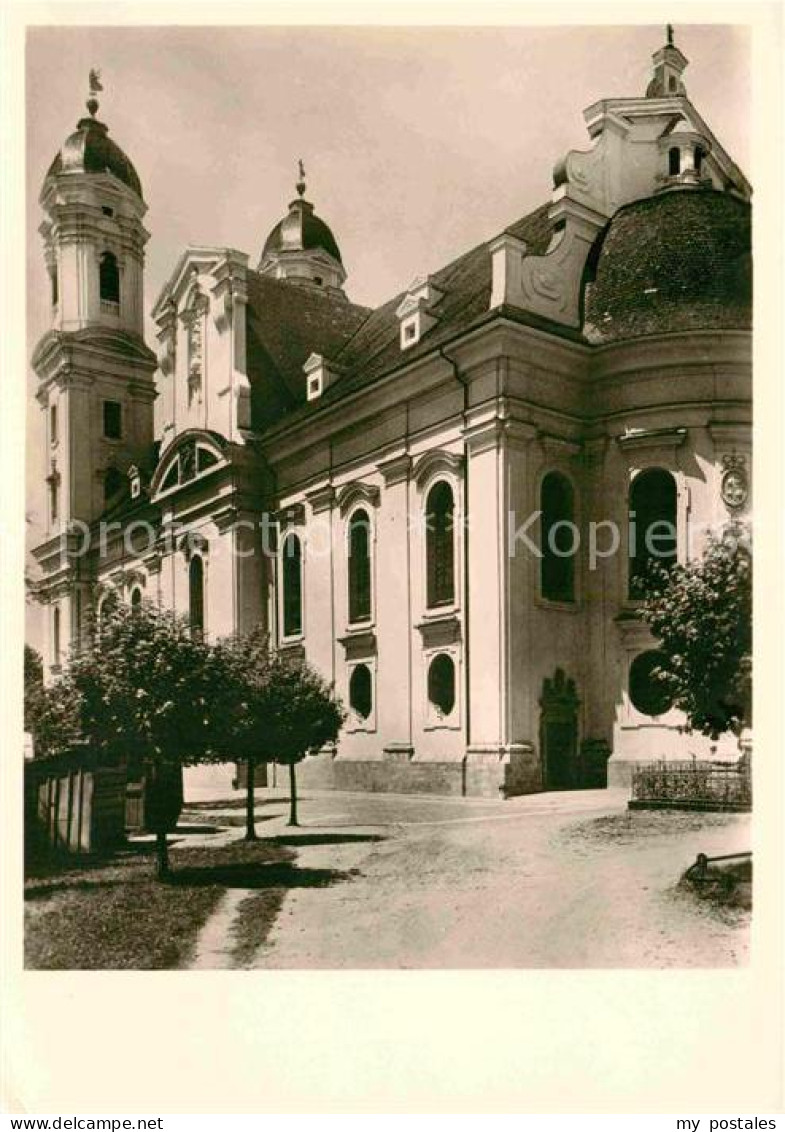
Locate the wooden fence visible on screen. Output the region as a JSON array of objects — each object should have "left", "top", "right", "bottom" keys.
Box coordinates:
[{"left": 25, "top": 747, "right": 127, "bottom": 855}]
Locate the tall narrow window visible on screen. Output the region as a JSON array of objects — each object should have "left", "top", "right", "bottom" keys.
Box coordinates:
[
  {"left": 103, "top": 400, "right": 122, "bottom": 439},
  {"left": 189, "top": 556, "right": 205, "bottom": 638},
  {"left": 53, "top": 606, "right": 61, "bottom": 667},
  {"left": 348, "top": 509, "right": 372, "bottom": 624},
  {"left": 50, "top": 404, "right": 58, "bottom": 446},
  {"left": 668, "top": 147, "right": 681, "bottom": 176},
  {"left": 50, "top": 267, "right": 58, "bottom": 307},
  {"left": 130, "top": 587, "right": 143, "bottom": 613},
  {"left": 629, "top": 468, "right": 677, "bottom": 597},
  {"left": 426, "top": 481, "right": 455, "bottom": 608},
  {"left": 281, "top": 532, "right": 303, "bottom": 638},
  {"left": 694, "top": 146, "right": 704, "bottom": 174},
  {"left": 541, "top": 472, "right": 576, "bottom": 603},
  {"left": 99, "top": 252, "right": 120, "bottom": 304},
  {"left": 49, "top": 478, "right": 59, "bottom": 523}
]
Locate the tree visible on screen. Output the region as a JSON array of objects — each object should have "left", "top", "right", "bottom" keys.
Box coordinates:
[
  {"left": 24, "top": 645, "right": 44, "bottom": 734},
  {"left": 211, "top": 628, "right": 273, "bottom": 841},
  {"left": 215, "top": 637, "right": 345, "bottom": 830},
  {"left": 262, "top": 654, "right": 345, "bottom": 826},
  {"left": 638, "top": 524, "right": 752, "bottom": 740},
  {"left": 34, "top": 602, "right": 229, "bottom": 877}
]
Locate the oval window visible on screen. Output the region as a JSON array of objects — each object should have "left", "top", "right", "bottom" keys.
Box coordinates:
[
  {"left": 629, "top": 650, "right": 673, "bottom": 716},
  {"left": 428, "top": 653, "right": 456, "bottom": 717},
  {"left": 349, "top": 664, "right": 373, "bottom": 720}
]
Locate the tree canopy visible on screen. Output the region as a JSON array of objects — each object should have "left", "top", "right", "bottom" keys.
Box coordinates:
[{"left": 639, "top": 525, "right": 752, "bottom": 740}]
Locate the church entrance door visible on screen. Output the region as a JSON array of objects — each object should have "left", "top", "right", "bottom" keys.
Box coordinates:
[{"left": 540, "top": 669, "right": 580, "bottom": 791}]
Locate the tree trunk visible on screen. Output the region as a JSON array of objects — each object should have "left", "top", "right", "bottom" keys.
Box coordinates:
[
  {"left": 245, "top": 757, "right": 257, "bottom": 841},
  {"left": 288, "top": 762, "right": 299, "bottom": 827},
  {"left": 156, "top": 831, "right": 170, "bottom": 880}
]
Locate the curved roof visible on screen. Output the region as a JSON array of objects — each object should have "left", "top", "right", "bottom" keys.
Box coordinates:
[
  {"left": 45, "top": 116, "right": 142, "bottom": 198},
  {"left": 260, "top": 198, "right": 342, "bottom": 266},
  {"left": 583, "top": 187, "right": 751, "bottom": 344}
]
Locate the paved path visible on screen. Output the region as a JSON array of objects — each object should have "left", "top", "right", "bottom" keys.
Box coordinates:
[{"left": 178, "top": 788, "right": 750, "bottom": 969}]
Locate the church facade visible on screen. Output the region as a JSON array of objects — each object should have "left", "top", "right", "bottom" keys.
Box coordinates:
[{"left": 32, "top": 36, "right": 752, "bottom": 796}]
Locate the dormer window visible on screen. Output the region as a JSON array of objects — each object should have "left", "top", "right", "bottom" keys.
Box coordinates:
[
  {"left": 128, "top": 464, "right": 142, "bottom": 500},
  {"left": 303, "top": 352, "right": 342, "bottom": 401},
  {"left": 396, "top": 275, "right": 443, "bottom": 350}
]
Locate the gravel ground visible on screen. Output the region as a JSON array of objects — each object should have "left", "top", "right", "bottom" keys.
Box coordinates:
[{"left": 179, "top": 788, "right": 750, "bottom": 969}]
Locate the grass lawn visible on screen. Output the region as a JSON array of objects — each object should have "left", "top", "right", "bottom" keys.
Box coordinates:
[{"left": 25, "top": 839, "right": 293, "bottom": 970}]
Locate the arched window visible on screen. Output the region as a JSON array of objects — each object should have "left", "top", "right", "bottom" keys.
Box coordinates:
[
  {"left": 349, "top": 664, "right": 372, "bottom": 720},
  {"left": 189, "top": 555, "right": 205, "bottom": 638},
  {"left": 668, "top": 147, "right": 681, "bottom": 176},
  {"left": 540, "top": 472, "right": 576, "bottom": 603},
  {"left": 426, "top": 480, "right": 455, "bottom": 608},
  {"left": 428, "top": 653, "right": 456, "bottom": 717},
  {"left": 629, "top": 468, "right": 677, "bottom": 597},
  {"left": 96, "top": 589, "right": 118, "bottom": 632},
  {"left": 629, "top": 650, "right": 673, "bottom": 716},
  {"left": 99, "top": 252, "right": 120, "bottom": 304},
  {"left": 281, "top": 532, "right": 302, "bottom": 638},
  {"left": 130, "top": 587, "right": 143, "bottom": 613},
  {"left": 52, "top": 606, "right": 61, "bottom": 666},
  {"left": 104, "top": 466, "right": 124, "bottom": 504},
  {"left": 348, "top": 509, "right": 372, "bottom": 624}
]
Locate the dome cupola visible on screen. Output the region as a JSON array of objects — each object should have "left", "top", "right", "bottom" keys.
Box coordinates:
[
  {"left": 258, "top": 162, "right": 347, "bottom": 296},
  {"left": 44, "top": 70, "right": 142, "bottom": 199},
  {"left": 583, "top": 188, "right": 751, "bottom": 344}
]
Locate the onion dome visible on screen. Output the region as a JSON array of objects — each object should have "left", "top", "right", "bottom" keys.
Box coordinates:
[
  {"left": 261, "top": 199, "right": 343, "bottom": 264},
  {"left": 583, "top": 188, "right": 751, "bottom": 344},
  {"left": 258, "top": 162, "right": 344, "bottom": 287},
  {"left": 44, "top": 71, "right": 142, "bottom": 198}
]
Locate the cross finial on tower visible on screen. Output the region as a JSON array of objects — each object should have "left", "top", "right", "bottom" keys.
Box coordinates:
[
  {"left": 666, "top": 23, "right": 674, "bottom": 47},
  {"left": 296, "top": 159, "right": 307, "bottom": 198},
  {"left": 86, "top": 68, "right": 103, "bottom": 117}
]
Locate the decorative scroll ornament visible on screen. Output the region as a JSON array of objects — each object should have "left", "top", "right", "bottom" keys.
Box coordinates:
[{"left": 720, "top": 454, "right": 749, "bottom": 510}]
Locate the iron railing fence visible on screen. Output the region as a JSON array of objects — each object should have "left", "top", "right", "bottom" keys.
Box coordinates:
[{"left": 630, "top": 757, "right": 751, "bottom": 811}]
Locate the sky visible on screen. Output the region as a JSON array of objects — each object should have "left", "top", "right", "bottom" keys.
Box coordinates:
[{"left": 24, "top": 22, "right": 751, "bottom": 649}]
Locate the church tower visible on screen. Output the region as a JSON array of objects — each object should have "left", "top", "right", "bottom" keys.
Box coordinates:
[{"left": 32, "top": 73, "right": 157, "bottom": 676}]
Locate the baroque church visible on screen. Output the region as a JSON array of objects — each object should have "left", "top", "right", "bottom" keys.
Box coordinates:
[{"left": 32, "top": 33, "right": 752, "bottom": 796}]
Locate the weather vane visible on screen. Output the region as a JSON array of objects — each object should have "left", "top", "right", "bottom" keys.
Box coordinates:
[
  {"left": 86, "top": 68, "right": 103, "bottom": 117},
  {"left": 296, "top": 159, "right": 307, "bottom": 198}
]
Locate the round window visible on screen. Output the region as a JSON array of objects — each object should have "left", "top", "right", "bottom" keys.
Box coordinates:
[
  {"left": 629, "top": 650, "right": 673, "bottom": 716},
  {"left": 349, "top": 664, "right": 372, "bottom": 720},
  {"left": 428, "top": 653, "right": 456, "bottom": 717}
]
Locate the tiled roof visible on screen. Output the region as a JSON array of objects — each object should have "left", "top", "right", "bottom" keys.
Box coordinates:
[
  {"left": 328, "top": 202, "right": 554, "bottom": 397},
  {"left": 246, "top": 202, "right": 553, "bottom": 427},
  {"left": 244, "top": 272, "right": 370, "bottom": 427},
  {"left": 584, "top": 188, "right": 752, "bottom": 344}
]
